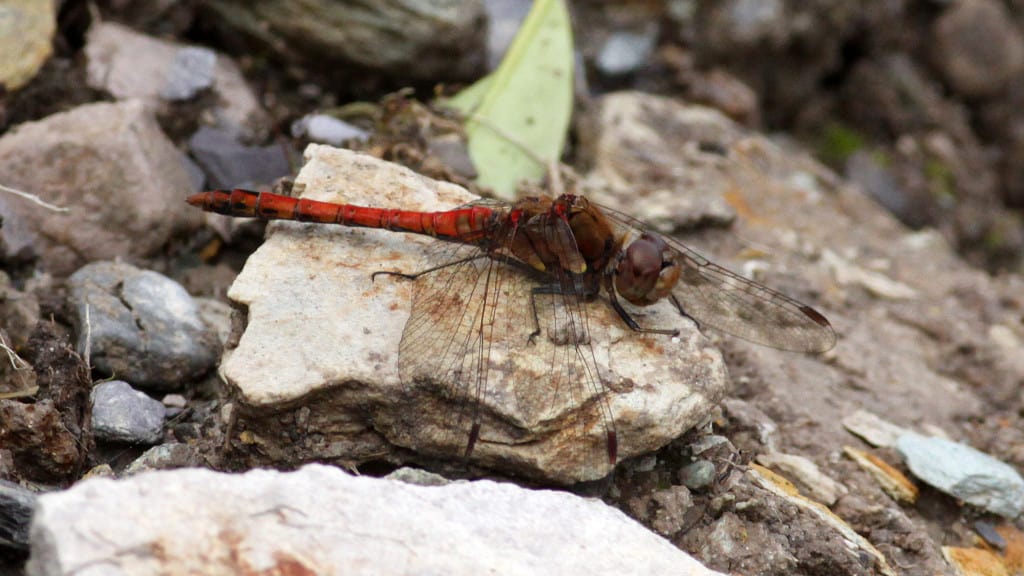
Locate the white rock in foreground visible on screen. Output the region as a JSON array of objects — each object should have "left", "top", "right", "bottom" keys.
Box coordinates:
[
  {"left": 27, "top": 464, "right": 724, "bottom": 576},
  {"left": 217, "top": 144, "right": 728, "bottom": 483}
]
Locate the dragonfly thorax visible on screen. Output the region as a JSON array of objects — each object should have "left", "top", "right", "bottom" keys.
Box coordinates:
[
  {"left": 613, "top": 233, "right": 682, "bottom": 306},
  {"left": 503, "top": 195, "right": 620, "bottom": 278}
]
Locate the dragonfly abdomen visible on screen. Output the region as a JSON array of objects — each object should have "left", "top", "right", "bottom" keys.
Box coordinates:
[{"left": 187, "top": 189, "right": 496, "bottom": 242}]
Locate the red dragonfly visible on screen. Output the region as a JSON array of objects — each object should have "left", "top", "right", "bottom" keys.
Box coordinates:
[{"left": 188, "top": 188, "right": 835, "bottom": 467}]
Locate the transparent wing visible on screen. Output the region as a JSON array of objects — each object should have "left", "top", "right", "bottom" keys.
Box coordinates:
[
  {"left": 600, "top": 206, "right": 836, "bottom": 353},
  {"left": 395, "top": 241, "right": 517, "bottom": 457},
  {"left": 393, "top": 224, "right": 616, "bottom": 470}
]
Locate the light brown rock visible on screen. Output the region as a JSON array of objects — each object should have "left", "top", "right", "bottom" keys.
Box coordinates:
[{"left": 217, "top": 144, "right": 728, "bottom": 484}]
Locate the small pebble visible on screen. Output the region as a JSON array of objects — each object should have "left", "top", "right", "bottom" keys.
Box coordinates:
[
  {"left": 973, "top": 520, "right": 1006, "bottom": 550},
  {"left": 123, "top": 444, "right": 211, "bottom": 475},
  {"left": 689, "top": 434, "right": 731, "bottom": 456},
  {"left": 291, "top": 114, "right": 368, "bottom": 146},
  {"left": 386, "top": 467, "right": 451, "bottom": 487},
  {"left": 595, "top": 30, "right": 657, "bottom": 77},
  {"left": 91, "top": 380, "right": 167, "bottom": 444},
  {"left": 0, "top": 479, "right": 36, "bottom": 552},
  {"left": 162, "top": 394, "right": 188, "bottom": 409},
  {"left": 679, "top": 460, "right": 717, "bottom": 490}
]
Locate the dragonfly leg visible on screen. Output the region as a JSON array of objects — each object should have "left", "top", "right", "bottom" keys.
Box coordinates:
[
  {"left": 606, "top": 430, "right": 618, "bottom": 465},
  {"left": 527, "top": 288, "right": 543, "bottom": 345},
  {"left": 370, "top": 255, "right": 490, "bottom": 282},
  {"left": 669, "top": 294, "right": 702, "bottom": 331},
  {"left": 526, "top": 282, "right": 600, "bottom": 345},
  {"left": 463, "top": 421, "right": 481, "bottom": 462},
  {"left": 607, "top": 286, "right": 680, "bottom": 336}
]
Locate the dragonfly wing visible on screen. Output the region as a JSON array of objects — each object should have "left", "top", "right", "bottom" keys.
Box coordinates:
[
  {"left": 668, "top": 245, "right": 835, "bottom": 352},
  {"left": 597, "top": 204, "right": 835, "bottom": 353},
  {"left": 528, "top": 216, "right": 617, "bottom": 464},
  {"left": 396, "top": 242, "right": 520, "bottom": 456},
  {"left": 394, "top": 224, "right": 616, "bottom": 468}
]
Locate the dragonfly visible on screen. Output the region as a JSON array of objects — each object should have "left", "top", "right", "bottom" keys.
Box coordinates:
[{"left": 187, "top": 186, "right": 835, "bottom": 469}]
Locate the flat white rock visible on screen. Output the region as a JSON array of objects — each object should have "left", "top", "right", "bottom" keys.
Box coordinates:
[
  {"left": 218, "top": 144, "right": 727, "bottom": 483},
  {"left": 27, "top": 464, "right": 725, "bottom": 576}
]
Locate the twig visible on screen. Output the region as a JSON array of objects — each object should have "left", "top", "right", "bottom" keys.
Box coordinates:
[
  {"left": 0, "top": 337, "right": 38, "bottom": 399},
  {"left": 0, "top": 337, "right": 30, "bottom": 371},
  {"left": 0, "top": 183, "right": 70, "bottom": 213},
  {"left": 83, "top": 304, "right": 93, "bottom": 370}
]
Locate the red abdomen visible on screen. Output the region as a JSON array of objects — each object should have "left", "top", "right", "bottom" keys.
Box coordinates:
[{"left": 187, "top": 189, "right": 496, "bottom": 242}]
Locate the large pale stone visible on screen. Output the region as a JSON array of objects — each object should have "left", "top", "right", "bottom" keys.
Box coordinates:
[{"left": 27, "top": 465, "right": 726, "bottom": 576}]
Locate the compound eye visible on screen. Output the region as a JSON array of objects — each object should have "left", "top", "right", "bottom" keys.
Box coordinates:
[{"left": 614, "top": 234, "right": 681, "bottom": 306}]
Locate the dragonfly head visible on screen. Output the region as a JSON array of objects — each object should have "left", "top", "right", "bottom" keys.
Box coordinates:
[{"left": 614, "top": 233, "right": 681, "bottom": 306}]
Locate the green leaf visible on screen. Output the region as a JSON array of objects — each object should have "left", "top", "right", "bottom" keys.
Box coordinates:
[
  {"left": 444, "top": 0, "right": 574, "bottom": 199},
  {"left": 446, "top": 73, "right": 492, "bottom": 113}
]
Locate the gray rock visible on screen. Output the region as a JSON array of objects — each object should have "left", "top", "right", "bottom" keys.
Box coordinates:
[
  {"left": 193, "top": 296, "right": 232, "bottom": 348},
  {"left": 931, "top": 0, "right": 1024, "bottom": 98},
  {"left": 846, "top": 151, "right": 927, "bottom": 229},
  {"left": 26, "top": 464, "right": 725, "bottom": 576},
  {"left": 213, "top": 145, "right": 728, "bottom": 484},
  {"left": 483, "top": 0, "right": 532, "bottom": 69},
  {"left": 744, "top": 467, "right": 899, "bottom": 576},
  {"left": 180, "top": 151, "right": 207, "bottom": 191},
  {"left": 0, "top": 187, "right": 40, "bottom": 264},
  {"left": 385, "top": 466, "right": 452, "bottom": 486},
  {"left": 189, "top": 125, "right": 292, "bottom": 189},
  {"left": 595, "top": 29, "right": 658, "bottom": 77},
  {"left": 973, "top": 520, "right": 1006, "bottom": 549},
  {"left": 201, "top": 0, "right": 487, "bottom": 81},
  {"left": 717, "top": 0, "right": 785, "bottom": 45},
  {"left": 578, "top": 93, "right": 738, "bottom": 232},
  {"left": 648, "top": 485, "right": 693, "bottom": 537},
  {"left": 90, "top": 380, "right": 166, "bottom": 444},
  {"left": 688, "top": 434, "right": 732, "bottom": 456},
  {"left": 291, "top": 114, "right": 369, "bottom": 146},
  {"left": 679, "top": 460, "right": 717, "bottom": 490},
  {"left": 720, "top": 398, "right": 778, "bottom": 452},
  {"left": 687, "top": 69, "right": 760, "bottom": 126},
  {"left": 896, "top": 433, "right": 1024, "bottom": 518},
  {"left": 160, "top": 46, "right": 217, "bottom": 101},
  {"left": 0, "top": 100, "right": 199, "bottom": 276},
  {"left": 161, "top": 394, "right": 187, "bottom": 410},
  {"left": 123, "top": 443, "right": 201, "bottom": 475},
  {"left": 85, "top": 21, "right": 269, "bottom": 139},
  {"left": 67, "top": 261, "right": 220, "bottom": 390},
  {"left": 0, "top": 479, "right": 36, "bottom": 552}
]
